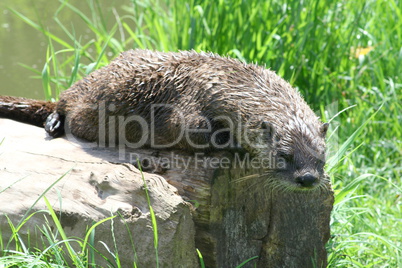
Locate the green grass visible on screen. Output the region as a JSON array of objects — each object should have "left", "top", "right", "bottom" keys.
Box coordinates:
[
  {"left": 0, "top": 172, "right": 147, "bottom": 268},
  {"left": 0, "top": 174, "right": 118, "bottom": 267},
  {"left": 0, "top": 196, "right": 124, "bottom": 268},
  {"left": 5, "top": 0, "right": 402, "bottom": 267}
]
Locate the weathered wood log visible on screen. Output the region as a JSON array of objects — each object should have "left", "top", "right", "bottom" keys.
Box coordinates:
[
  {"left": 0, "top": 119, "right": 198, "bottom": 267},
  {"left": 0, "top": 118, "right": 333, "bottom": 267}
]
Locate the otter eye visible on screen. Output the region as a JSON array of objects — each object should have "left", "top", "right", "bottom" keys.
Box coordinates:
[
  {"left": 261, "top": 121, "right": 275, "bottom": 140},
  {"left": 261, "top": 121, "right": 271, "bottom": 130},
  {"left": 278, "top": 152, "right": 293, "bottom": 163}
]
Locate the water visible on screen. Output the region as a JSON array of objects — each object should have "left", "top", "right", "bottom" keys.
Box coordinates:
[{"left": 0, "top": 0, "right": 129, "bottom": 99}]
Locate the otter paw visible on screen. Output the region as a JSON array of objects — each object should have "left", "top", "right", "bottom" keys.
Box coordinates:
[{"left": 45, "top": 112, "right": 65, "bottom": 137}]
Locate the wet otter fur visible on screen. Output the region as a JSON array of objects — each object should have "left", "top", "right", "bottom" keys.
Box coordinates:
[{"left": 0, "top": 49, "right": 329, "bottom": 191}]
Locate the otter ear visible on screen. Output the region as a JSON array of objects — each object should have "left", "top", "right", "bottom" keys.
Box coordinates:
[
  {"left": 261, "top": 121, "right": 275, "bottom": 140},
  {"left": 321, "top": 122, "right": 329, "bottom": 137}
]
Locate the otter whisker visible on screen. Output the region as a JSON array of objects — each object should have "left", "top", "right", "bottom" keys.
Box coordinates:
[{"left": 233, "top": 173, "right": 260, "bottom": 183}]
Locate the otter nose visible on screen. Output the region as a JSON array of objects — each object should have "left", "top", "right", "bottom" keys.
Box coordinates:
[{"left": 296, "top": 174, "right": 317, "bottom": 187}]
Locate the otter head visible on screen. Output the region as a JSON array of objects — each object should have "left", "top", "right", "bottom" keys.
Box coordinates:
[{"left": 249, "top": 119, "right": 329, "bottom": 192}]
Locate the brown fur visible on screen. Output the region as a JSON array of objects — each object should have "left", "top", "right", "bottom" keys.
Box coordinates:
[
  {"left": 0, "top": 50, "right": 329, "bottom": 190},
  {"left": 0, "top": 96, "right": 55, "bottom": 127}
]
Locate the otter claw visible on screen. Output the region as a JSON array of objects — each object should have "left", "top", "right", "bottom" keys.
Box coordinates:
[{"left": 45, "top": 112, "right": 65, "bottom": 137}]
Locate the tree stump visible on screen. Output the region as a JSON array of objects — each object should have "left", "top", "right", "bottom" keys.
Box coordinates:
[
  {"left": 139, "top": 151, "right": 334, "bottom": 267},
  {"left": 0, "top": 119, "right": 333, "bottom": 267}
]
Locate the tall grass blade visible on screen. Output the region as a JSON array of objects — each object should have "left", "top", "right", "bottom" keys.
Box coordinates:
[
  {"left": 333, "top": 174, "right": 373, "bottom": 205},
  {"left": 327, "top": 104, "right": 383, "bottom": 172},
  {"left": 9, "top": 8, "right": 73, "bottom": 49},
  {"left": 43, "top": 196, "right": 83, "bottom": 267},
  {"left": 236, "top": 255, "right": 259, "bottom": 267},
  {"left": 117, "top": 211, "right": 139, "bottom": 268},
  {"left": 81, "top": 216, "right": 117, "bottom": 253},
  {"left": 196, "top": 249, "right": 205, "bottom": 268},
  {"left": 18, "top": 169, "right": 72, "bottom": 226},
  {"left": 137, "top": 160, "right": 159, "bottom": 268}
]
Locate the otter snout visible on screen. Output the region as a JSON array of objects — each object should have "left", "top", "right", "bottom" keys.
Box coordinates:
[{"left": 295, "top": 173, "right": 318, "bottom": 188}]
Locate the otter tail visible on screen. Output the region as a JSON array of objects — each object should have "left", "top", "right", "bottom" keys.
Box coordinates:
[{"left": 0, "top": 96, "right": 56, "bottom": 128}]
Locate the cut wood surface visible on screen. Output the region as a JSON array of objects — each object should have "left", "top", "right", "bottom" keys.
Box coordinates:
[{"left": 0, "top": 118, "right": 334, "bottom": 267}]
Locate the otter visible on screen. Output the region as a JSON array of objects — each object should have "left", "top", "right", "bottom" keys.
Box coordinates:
[{"left": 0, "top": 49, "right": 329, "bottom": 190}]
